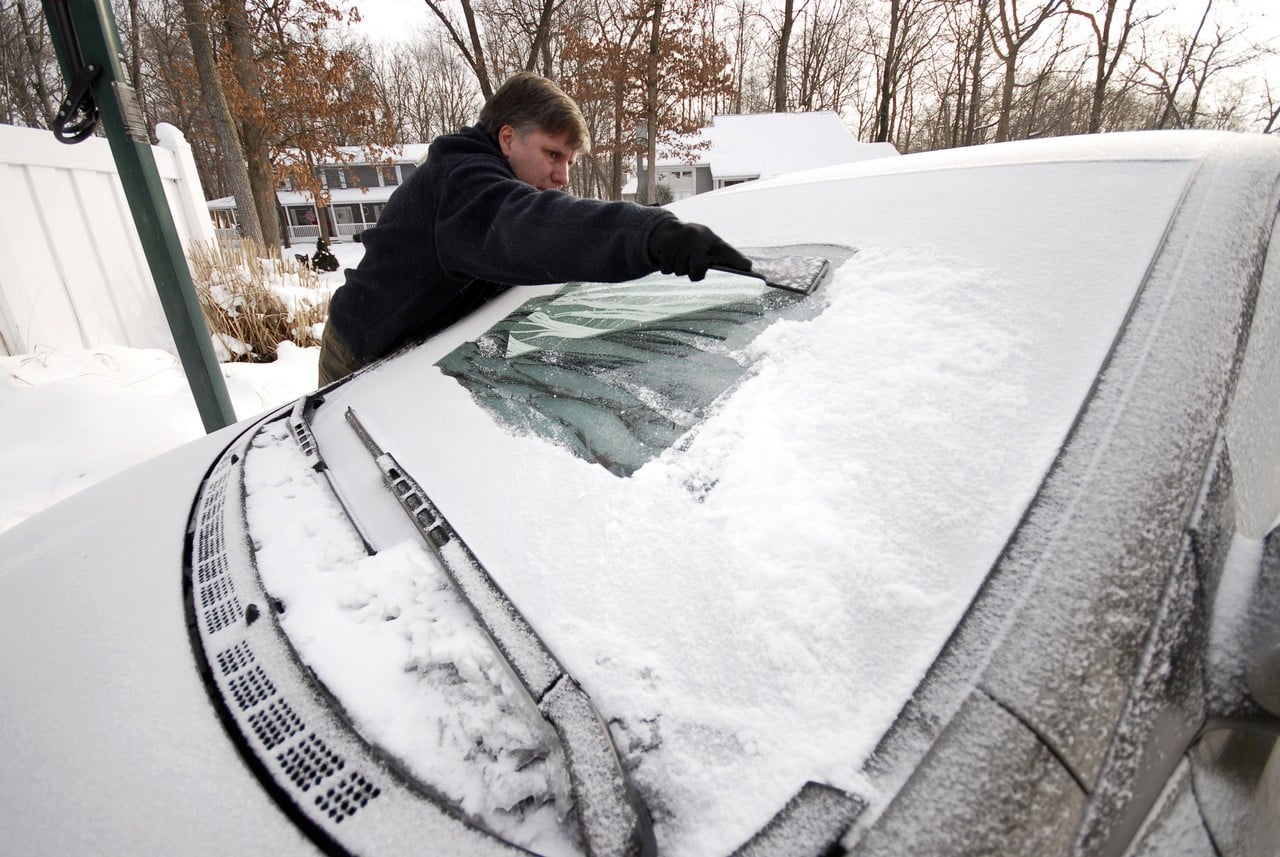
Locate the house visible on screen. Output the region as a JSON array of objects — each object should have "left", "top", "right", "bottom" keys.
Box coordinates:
[
  {"left": 207, "top": 143, "right": 430, "bottom": 244},
  {"left": 628, "top": 112, "right": 898, "bottom": 202}
]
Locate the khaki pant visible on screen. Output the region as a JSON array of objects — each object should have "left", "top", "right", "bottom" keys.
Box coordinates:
[{"left": 318, "top": 323, "right": 364, "bottom": 386}]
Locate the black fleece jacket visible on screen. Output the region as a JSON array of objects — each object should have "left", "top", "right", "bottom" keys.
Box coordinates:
[{"left": 327, "top": 125, "right": 676, "bottom": 364}]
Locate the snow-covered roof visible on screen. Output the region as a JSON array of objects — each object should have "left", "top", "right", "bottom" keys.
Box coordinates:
[
  {"left": 337, "top": 142, "right": 431, "bottom": 166},
  {"left": 274, "top": 143, "right": 431, "bottom": 169},
  {"left": 706, "top": 112, "right": 897, "bottom": 179},
  {"left": 639, "top": 112, "right": 896, "bottom": 190},
  {"left": 207, "top": 185, "right": 401, "bottom": 210}
]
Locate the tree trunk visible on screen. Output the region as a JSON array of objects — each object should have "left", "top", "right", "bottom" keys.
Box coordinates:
[
  {"left": 124, "top": 0, "right": 150, "bottom": 124},
  {"left": 965, "top": 0, "right": 989, "bottom": 145},
  {"left": 460, "top": 0, "right": 493, "bottom": 98},
  {"left": 526, "top": 0, "right": 557, "bottom": 72},
  {"left": 611, "top": 78, "right": 625, "bottom": 200},
  {"left": 875, "top": 0, "right": 901, "bottom": 143},
  {"left": 644, "top": 0, "right": 662, "bottom": 204},
  {"left": 222, "top": 0, "right": 281, "bottom": 249},
  {"left": 996, "top": 45, "right": 1018, "bottom": 141},
  {"left": 179, "top": 0, "right": 263, "bottom": 244},
  {"left": 774, "top": 0, "right": 795, "bottom": 112}
]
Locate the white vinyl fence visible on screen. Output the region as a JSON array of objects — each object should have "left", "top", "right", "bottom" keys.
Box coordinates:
[{"left": 0, "top": 122, "right": 215, "bottom": 356}]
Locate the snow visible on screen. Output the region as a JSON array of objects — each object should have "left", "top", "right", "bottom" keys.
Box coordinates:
[
  {"left": 0, "top": 242, "right": 359, "bottom": 536},
  {"left": 707, "top": 113, "right": 897, "bottom": 180}
]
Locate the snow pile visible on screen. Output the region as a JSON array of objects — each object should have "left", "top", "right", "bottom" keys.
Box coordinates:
[
  {"left": 0, "top": 341, "right": 322, "bottom": 534},
  {"left": 0, "top": 242, "right": 358, "bottom": 536}
]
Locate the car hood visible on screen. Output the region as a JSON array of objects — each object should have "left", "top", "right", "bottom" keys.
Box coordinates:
[{"left": 0, "top": 419, "right": 317, "bottom": 855}]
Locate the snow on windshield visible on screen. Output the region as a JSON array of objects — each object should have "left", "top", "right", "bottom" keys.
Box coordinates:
[{"left": 252, "top": 155, "right": 1198, "bottom": 856}]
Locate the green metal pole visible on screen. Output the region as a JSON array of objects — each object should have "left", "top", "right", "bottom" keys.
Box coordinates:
[{"left": 43, "top": 0, "right": 236, "bottom": 433}]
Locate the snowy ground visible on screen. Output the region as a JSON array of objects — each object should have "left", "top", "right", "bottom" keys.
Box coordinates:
[{"left": 0, "top": 242, "right": 363, "bottom": 536}]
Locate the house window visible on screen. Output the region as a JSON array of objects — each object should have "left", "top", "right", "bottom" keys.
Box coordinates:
[
  {"left": 349, "top": 165, "right": 379, "bottom": 189},
  {"left": 322, "top": 168, "right": 347, "bottom": 189},
  {"left": 288, "top": 206, "right": 319, "bottom": 227}
]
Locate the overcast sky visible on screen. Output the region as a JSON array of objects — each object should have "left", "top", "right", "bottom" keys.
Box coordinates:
[{"left": 345, "top": 0, "right": 1279, "bottom": 112}]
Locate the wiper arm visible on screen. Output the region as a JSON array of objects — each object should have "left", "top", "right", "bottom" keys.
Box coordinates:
[{"left": 345, "top": 407, "right": 656, "bottom": 857}]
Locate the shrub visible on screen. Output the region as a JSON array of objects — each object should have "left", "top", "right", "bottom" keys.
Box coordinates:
[{"left": 188, "top": 238, "right": 332, "bottom": 362}]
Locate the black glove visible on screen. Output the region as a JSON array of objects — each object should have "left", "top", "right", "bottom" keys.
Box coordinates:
[{"left": 647, "top": 220, "right": 752, "bottom": 281}]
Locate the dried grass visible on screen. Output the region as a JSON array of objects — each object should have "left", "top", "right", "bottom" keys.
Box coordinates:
[{"left": 189, "top": 237, "right": 331, "bottom": 362}]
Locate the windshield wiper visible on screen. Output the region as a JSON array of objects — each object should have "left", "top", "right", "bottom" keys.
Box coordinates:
[{"left": 345, "top": 407, "right": 656, "bottom": 857}]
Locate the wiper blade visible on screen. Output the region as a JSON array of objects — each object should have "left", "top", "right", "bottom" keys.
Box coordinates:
[{"left": 345, "top": 407, "right": 656, "bottom": 857}]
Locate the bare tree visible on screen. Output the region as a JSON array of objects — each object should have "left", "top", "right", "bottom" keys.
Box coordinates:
[
  {"left": 1065, "top": 0, "right": 1150, "bottom": 132},
  {"left": 790, "top": 0, "right": 865, "bottom": 113},
  {"left": 364, "top": 33, "right": 481, "bottom": 143},
  {"left": 644, "top": 0, "right": 662, "bottom": 201},
  {"left": 724, "top": 0, "right": 755, "bottom": 113},
  {"left": 988, "top": 0, "right": 1065, "bottom": 141},
  {"left": 1139, "top": 0, "right": 1254, "bottom": 130},
  {"left": 869, "top": 0, "right": 944, "bottom": 145},
  {"left": 0, "top": 0, "right": 58, "bottom": 128},
  {"left": 918, "top": 0, "right": 993, "bottom": 148},
  {"left": 421, "top": 0, "right": 495, "bottom": 97}
]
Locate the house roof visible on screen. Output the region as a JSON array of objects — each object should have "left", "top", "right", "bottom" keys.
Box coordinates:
[
  {"left": 207, "top": 143, "right": 431, "bottom": 209},
  {"left": 629, "top": 112, "right": 897, "bottom": 195},
  {"left": 276, "top": 143, "right": 431, "bottom": 168},
  {"left": 705, "top": 112, "right": 897, "bottom": 180},
  {"left": 207, "top": 185, "right": 400, "bottom": 210}
]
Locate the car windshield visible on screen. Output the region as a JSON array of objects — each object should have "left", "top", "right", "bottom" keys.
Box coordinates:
[{"left": 246, "top": 153, "right": 1201, "bottom": 856}]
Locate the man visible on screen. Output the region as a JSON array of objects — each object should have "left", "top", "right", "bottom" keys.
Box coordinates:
[{"left": 319, "top": 72, "right": 750, "bottom": 385}]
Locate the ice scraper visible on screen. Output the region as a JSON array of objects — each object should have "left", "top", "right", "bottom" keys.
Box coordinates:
[{"left": 714, "top": 254, "right": 830, "bottom": 295}]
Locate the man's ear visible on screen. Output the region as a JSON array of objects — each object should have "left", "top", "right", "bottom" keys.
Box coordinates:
[{"left": 498, "top": 124, "right": 516, "bottom": 156}]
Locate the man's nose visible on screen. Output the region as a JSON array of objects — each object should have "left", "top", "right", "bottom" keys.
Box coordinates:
[{"left": 552, "top": 162, "right": 570, "bottom": 188}]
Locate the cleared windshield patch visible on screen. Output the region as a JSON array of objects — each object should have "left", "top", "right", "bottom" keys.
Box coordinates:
[
  {"left": 437, "top": 248, "right": 848, "bottom": 476},
  {"left": 501, "top": 278, "right": 763, "bottom": 358}
]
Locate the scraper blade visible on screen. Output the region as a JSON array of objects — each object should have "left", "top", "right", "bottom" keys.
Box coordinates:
[{"left": 713, "top": 255, "right": 830, "bottom": 295}]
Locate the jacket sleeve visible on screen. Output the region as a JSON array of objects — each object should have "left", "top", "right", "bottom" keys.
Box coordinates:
[{"left": 434, "top": 155, "right": 675, "bottom": 286}]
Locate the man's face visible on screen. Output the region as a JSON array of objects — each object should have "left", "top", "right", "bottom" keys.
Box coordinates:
[{"left": 499, "top": 125, "right": 578, "bottom": 190}]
